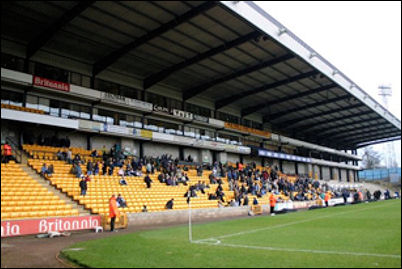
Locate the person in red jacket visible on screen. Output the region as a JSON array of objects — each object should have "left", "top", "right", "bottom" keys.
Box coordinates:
[
  {"left": 109, "top": 194, "right": 120, "bottom": 232},
  {"left": 2, "top": 143, "right": 12, "bottom": 163},
  {"left": 269, "top": 194, "right": 277, "bottom": 216}
]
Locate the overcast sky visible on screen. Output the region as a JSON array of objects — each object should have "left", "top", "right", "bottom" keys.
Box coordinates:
[{"left": 256, "top": 1, "right": 401, "bottom": 167}]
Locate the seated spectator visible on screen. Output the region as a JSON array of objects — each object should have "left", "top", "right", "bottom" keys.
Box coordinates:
[
  {"left": 73, "top": 153, "right": 83, "bottom": 165},
  {"left": 196, "top": 181, "right": 206, "bottom": 194},
  {"left": 178, "top": 174, "right": 188, "bottom": 185},
  {"left": 119, "top": 176, "right": 128, "bottom": 185},
  {"left": 209, "top": 173, "right": 217, "bottom": 184},
  {"left": 56, "top": 150, "right": 64, "bottom": 161},
  {"left": 253, "top": 197, "right": 259, "bottom": 205},
  {"left": 243, "top": 195, "right": 249, "bottom": 206},
  {"left": 40, "top": 163, "right": 49, "bottom": 176},
  {"left": 142, "top": 205, "right": 148, "bottom": 213},
  {"left": 47, "top": 164, "right": 54, "bottom": 177},
  {"left": 230, "top": 200, "right": 237, "bottom": 207},
  {"left": 94, "top": 161, "right": 100, "bottom": 176},
  {"left": 158, "top": 173, "right": 165, "bottom": 183},
  {"left": 165, "top": 198, "right": 174, "bottom": 210},
  {"left": 1, "top": 142, "right": 13, "bottom": 163},
  {"left": 116, "top": 194, "right": 127, "bottom": 208},
  {"left": 144, "top": 173, "right": 152, "bottom": 188},
  {"left": 91, "top": 149, "right": 98, "bottom": 158},
  {"left": 126, "top": 164, "right": 136, "bottom": 176},
  {"left": 374, "top": 190, "right": 382, "bottom": 200},
  {"left": 166, "top": 175, "right": 173, "bottom": 186},
  {"left": 197, "top": 165, "right": 203, "bottom": 177},
  {"left": 118, "top": 167, "right": 125, "bottom": 177}
]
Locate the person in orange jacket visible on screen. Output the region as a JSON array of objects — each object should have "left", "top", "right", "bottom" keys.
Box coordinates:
[
  {"left": 324, "top": 191, "right": 331, "bottom": 207},
  {"left": 109, "top": 194, "right": 120, "bottom": 232},
  {"left": 269, "top": 194, "right": 277, "bottom": 216}
]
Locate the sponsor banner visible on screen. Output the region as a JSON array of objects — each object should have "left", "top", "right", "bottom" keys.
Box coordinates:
[
  {"left": 153, "top": 104, "right": 170, "bottom": 114},
  {"left": 79, "top": 120, "right": 102, "bottom": 132},
  {"left": 152, "top": 132, "right": 174, "bottom": 142},
  {"left": 193, "top": 114, "right": 209, "bottom": 123},
  {"left": 70, "top": 85, "right": 101, "bottom": 99},
  {"left": 238, "top": 146, "right": 251, "bottom": 154},
  {"left": 1, "top": 215, "right": 101, "bottom": 238},
  {"left": 101, "top": 92, "right": 152, "bottom": 111},
  {"left": 224, "top": 144, "right": 251, "bottom": 154},
  {"left": 258, "top": 149, "right": 311, "bottom": 163},
  {"left": 103, "top": 124, "right": 130, "bottom": 135},
  {"left": 173, "top": 135, "right": 194, "bottom": 146},
  {"left": 33, "top": 76, "right": 70, "bottom": 92},
  {"left": 274, "top": 201, "right": 294, "bottom": 211},
  {"left": 292, "top": 200, "right": 320, "bottom": 209},
  {"left": 224, "top": 122, "right": 271, "bottom": 138},
  {"left": 208, "top": 118, "right": 225, "bottom": 128},
  {"left": 224, "top": 144, "right": 237, "bottom": 153},
  {"left": 132, "top": 128, "right": 142, "bottom": 137},
  {"left": 193, "top": 139, "right": 225, "bottom": 151},
  {"left": 140, "top": 129, "right": 153, "bottom": 139},
  {"left": 1, "top": 108, "right": 79, "bottom": 129},
  {"left": 1, "top": 68, "right": 33, "bottom": 84},
  {"left": 172, "top": 109, "right": 193, "bottom": 120},
  {"left": 327, "top": 197, "right": 353, "bottom": 206}
]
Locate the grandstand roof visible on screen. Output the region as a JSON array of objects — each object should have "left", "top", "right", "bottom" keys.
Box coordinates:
[{"left": 2, "top": 1, "right": 400, "bottom": 149}]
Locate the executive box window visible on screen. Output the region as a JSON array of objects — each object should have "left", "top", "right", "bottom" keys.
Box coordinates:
[
  {"left": 1, "top": 53, "right": 25, "bottom": 72},
  {"left": 146, "top": 92, "right": 166, "bottom": 108},
  {"left": 119, "top": 114, "right": 142, "bottom": 128},
  {"left": 242, "top": 119, "right": 263, "bottom": 130},
  {"left": 185, "top": 103, "right": 211, "bottom": 117},
  {"left": 217, "top": 111, "right": 239, "bottom": 124},
  {"left": 60, "top": 102, "right": 91, "bottom": 120},
  {"left": 94, "top": 79, "right": 119, "bottom": 95},
  {"left": 147, "top": 119, "right": 179, "bottom": 131},
  {"left": 34, "top": 62, "right": 69, "bottom": 83},
  {"left": 93, "top": 109, "right": 115, "bottom": 125},
  {"left": 120, "top": 85, "right": 141, "bottom": 100},
  {"left": 1, "top": 90, "right": 24, "bottom": 106}
]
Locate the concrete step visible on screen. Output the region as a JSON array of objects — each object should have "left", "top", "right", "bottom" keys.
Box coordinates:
[{"left": 19, "top": 158, "right": 91, "bottom": 216}]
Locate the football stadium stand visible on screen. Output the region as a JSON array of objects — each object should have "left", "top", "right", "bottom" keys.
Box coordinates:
[
  {"left": 1, "top": 1, "right": 400, "bottom": 237},
  {"left": 1, "top": 162, "right": 79, "bottom": 220}
]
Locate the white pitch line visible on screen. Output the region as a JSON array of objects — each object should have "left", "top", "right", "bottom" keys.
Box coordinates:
[
  {"left": 193, "top": 201, "right": 398, "bottom": 242},
  {"left": 194, "top": 241, "right": 401, "bottom": 259}
]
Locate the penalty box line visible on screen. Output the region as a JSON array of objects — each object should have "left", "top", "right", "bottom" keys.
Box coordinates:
[
  {"left": 193, "top": 241, "right": 401, "bottom": 259},
  {"left": 191, "top": 200, "right": 401, "bottom": 250}
]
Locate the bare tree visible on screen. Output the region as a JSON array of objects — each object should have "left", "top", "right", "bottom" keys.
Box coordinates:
[{"left": 361, "top": 147, "right": 383, "bottom": 169}]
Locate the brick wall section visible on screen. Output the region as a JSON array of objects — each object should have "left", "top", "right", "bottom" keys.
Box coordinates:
[{"left": 126, "top": 205, "right": 273, "bottom": 227}]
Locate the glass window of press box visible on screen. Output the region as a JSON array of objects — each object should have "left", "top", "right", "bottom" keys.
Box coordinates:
[
  {"left": 185, "top": 103, "right": 211, "bottom": 118},
  {"left": 93, "top": 108, "right": 115, "bottom": 125},
  {"left": 216, "top": 111, "right": 239, "bottom": 124}
]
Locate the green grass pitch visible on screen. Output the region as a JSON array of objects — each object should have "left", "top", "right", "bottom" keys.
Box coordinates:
[{"left": 62, "top": 199, "right": 401, "bottom": 268}]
